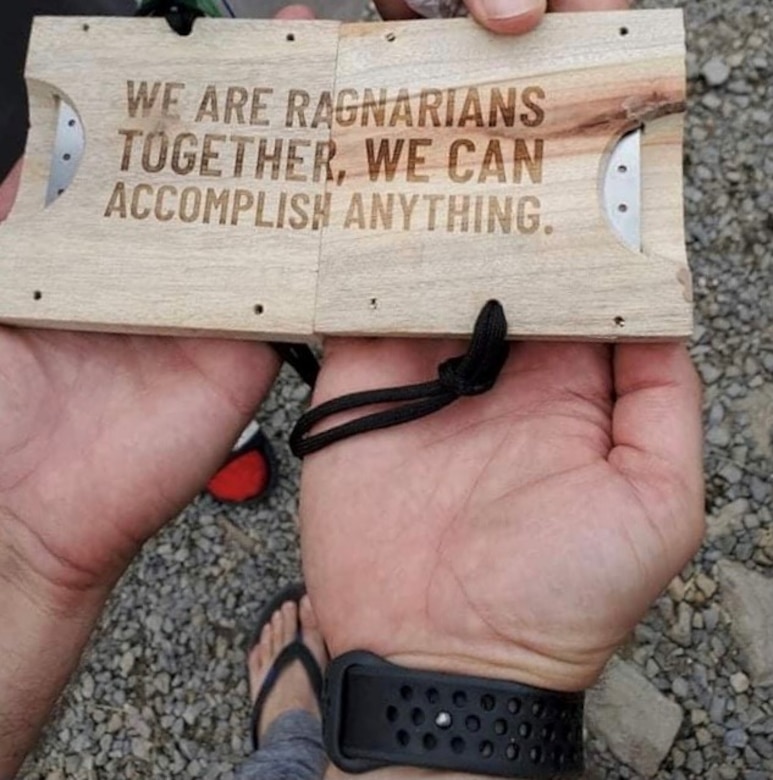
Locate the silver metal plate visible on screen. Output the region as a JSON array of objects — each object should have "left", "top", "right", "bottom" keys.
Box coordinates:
[
  {"left": 603, "top": 128, "right": 642, "bottom": 252},
  {"left": 46, "top": 99, "right": 85, "bottom": 206}
]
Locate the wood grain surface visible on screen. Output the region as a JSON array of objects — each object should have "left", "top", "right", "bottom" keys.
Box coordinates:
[{"left": 0, "top": 12, "right": 691, "bottom": 341}]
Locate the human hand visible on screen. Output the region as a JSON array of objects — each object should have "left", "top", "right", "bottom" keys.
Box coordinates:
[
  {"left": 302, "top": 338, "right": 703, "bottom": 696},
  {"left": 300, "top": 0, "right": 702, "bottom": 701},
  {"left": 0, "top": 166, "right": 278, "bottom": 606},
  {"left": 375, "top": 0, "right": 629, "bottom": 34},
  {"left": 0, "top": 7, "right": 317, "bottom": 776}
]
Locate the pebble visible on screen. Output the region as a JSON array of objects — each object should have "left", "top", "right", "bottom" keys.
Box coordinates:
[
  {"left": 669, "top": 602, "right": 694, "bottom": 647},
  {"left": 671, "top": 677, "right": 690, "bottom": 698},
  {"left": 696, "top": 572, "right": 718, "bottom": 598},
  {"left": 726, "top": 729, "right": 749, "bottom": 749},
  {"left": 719, "top": 562, "right": 773, "bottom": 685},
  {"left": 586, "top": 658, "right": 683, "bottom": 777},
  {"left": 730, "top": 672, "right": 751, "bottom": 694},
  {"left": 702, "top": 56, "right": 731, "bottom": 85},
  {"left": 701, "top": 92, "right": 723, "bottom": 109}
]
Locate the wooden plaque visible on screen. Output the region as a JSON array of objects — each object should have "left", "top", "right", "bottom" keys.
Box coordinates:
[{"left": 0, "top": 11, "right": 691, "bottom": 341}]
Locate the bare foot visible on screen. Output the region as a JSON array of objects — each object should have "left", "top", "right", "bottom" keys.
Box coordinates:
[{"left": 248, "top": 595, "right": 329, "bottom": 743}]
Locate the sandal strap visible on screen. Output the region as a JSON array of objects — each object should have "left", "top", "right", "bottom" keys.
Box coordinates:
[{"left": 250, "top": 641, "right": 324, "bottom": 752}]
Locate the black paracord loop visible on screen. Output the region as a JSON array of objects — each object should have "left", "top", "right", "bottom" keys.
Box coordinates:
[
  {"left": 135, "top": 0, "right": 204, "bottom": 36},
  {"left": 290, "top": 300, "right": 509, "bottom": 458}
]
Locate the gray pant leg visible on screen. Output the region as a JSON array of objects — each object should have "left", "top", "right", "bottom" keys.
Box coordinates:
[{"left": 235, "top": 710, "right": 328, "bottom": 780}]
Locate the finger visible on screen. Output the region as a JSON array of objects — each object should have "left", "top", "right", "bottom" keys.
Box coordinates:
[
  {"left": 464, "top": 0, "right": 547, "bottom": 34},
  {"left": 0, "top": 159, "right": 23, "bottom": 223},
  {"left": 610, "top": 342, "right": 703, "bottom": 492},
  {"left": 273, "top": 4, "right": 315, "bottom": 20},
  {"left": 549, "top": 0, "right": 628, "bottom": 10},
  {"left": 317, "top": 336, "right": 465, "bottom": 404},
  {"left": 373, "top": 0, "right": 421, "bottom": 19}
]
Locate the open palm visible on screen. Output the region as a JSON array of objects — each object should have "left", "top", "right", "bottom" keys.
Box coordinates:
[
  {"left": 301, "top": 338, "right": 703, "bottom": 692},
  {"left": 0, "top": 164, "right": 278, "bottom": 595}
]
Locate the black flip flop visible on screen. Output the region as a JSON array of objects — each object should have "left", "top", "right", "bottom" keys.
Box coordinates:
[{"left": 247, "top": 582, "right": 324, "bottom": 752}]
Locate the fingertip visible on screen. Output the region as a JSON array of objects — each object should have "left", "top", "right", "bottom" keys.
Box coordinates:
[
  {"left": 466, "top": 0, "right": 547, "bottom": 34},
  {"left": 614, "top": 342, "right": 701, "bottom": 398},
  {"left": 273, "top": 4, "right": 316, "bottom": 20},
  {"left": 0, "top": 158, "right": 23, "bottom": 223}
]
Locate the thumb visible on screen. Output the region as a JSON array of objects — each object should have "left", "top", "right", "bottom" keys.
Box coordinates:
[
  {"left": 0, "top": 159, "right": 23, "bottom": 223},
  {"left": 464, "top": 0, "right": 547, "bottom": 34}
]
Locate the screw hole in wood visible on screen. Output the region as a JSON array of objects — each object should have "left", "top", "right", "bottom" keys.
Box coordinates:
[
  {"left": 33, "top": 291, "right": 43, "bottom": 301},
  {"left": 614, "top": 316, "right": 625, "bottom": 327},
  {"left": 254, "top": 304, "right": 264, "bottom": 315},
  {"left": 619, "top": 26, "right": 629, "bottom": 36},
  {"left": 385, "top": 32, "right": 396, "bottom": 42},
  {"left": 286, "top": 33, "right": 295, "bottom": 41}
]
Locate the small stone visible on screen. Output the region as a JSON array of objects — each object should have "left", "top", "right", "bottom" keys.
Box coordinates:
[
  {"left": 730, "top": 672, "right": 751, "bottom": 693},
  {"left": 691, "top": 708, "right": 709, "bottom": 726},
  {"left": 669, "top": 602, "right": 693, "bottom": 647},
  {"left": 750, "top": 476, "right": 770, "bottom": 502},
  {"left": 668, "top": 575, "right": 687, "bottom": 602},
  {"left": 702, "top": 57, "right": 731, "bottom": 86},
  {"left": 750, "top": 736, "right": 773, "bottom": 759},
  {"left": 155, "top": 672, "right": 171, "bottom": 695},
  {"left": 718, "top": 462, "right": 743, "bottom": 484},
  {"left": 701, "top": 92, "right": 723, "bottom": 110},
  {"left": 718, "top": 562, "right": 773, "bottom": 685},
  {"left": 106, "top": 714, "right": 122, "bottom": 734},
  {"left": 119, "top": 650, "right": 135, "bottom": 677},
  {"left": 707, "top": 425, "right": 732, "bottom": 447},
  {"left": 710, "top": 696, "right": 726, "bottom": 724},
  {"left": 725, "top": 729, "right": 748, "bottom": 749},
  {"left": 696, "top": 573, "right": 718, "bottom": 598},
  {"left": 587, "top": 657, "right": 683, "bottom": 777},
  {"left": 686, "top": 750, "right": 705, "bottom": 774},
  {"left": 696, "top": 727, "right": 712, "bottom": 747},
  {"left": 704, "top": 606, "right": 720, "bottom": 632},
  {"left": 81, "top": 673, "right": 95, "bottom": 699},
  {"left": 708, "top": 499, "right": 749, "bottom": 540},
  {"left": 700, "top": 363, "right": 723, "bottom": 384},
  {"left": 671, "top": 677, "right": 690, "bottom": 698}
]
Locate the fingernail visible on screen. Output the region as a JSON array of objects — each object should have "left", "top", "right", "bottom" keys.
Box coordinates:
[{"left": 479, "top": 0, "right": 541, "bottom": 20}]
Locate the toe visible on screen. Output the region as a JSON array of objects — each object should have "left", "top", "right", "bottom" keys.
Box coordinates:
[
  {"left": 282, "top": 601, "right": 299, "bottom": 647},
  {"left": 247, "top": 642, "right": 263, "bottom": 687},
  {"left": 259, "top": 632, "right": 272, "bottom": 668},
  {"left": 270, "top": 609, "right": 284, "bottom": 656}
]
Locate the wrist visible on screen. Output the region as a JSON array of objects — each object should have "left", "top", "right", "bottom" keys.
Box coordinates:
[
  {"left": 0, "top": 545, "right": 106, "bottom": 778},
  {"left": 1, "top": 507, "right": 119, "bottom": 615},
  {"left": 324, "top": 650, "right": 585, "bottom": 779}
]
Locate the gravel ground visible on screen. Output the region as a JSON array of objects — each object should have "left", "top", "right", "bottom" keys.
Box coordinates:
[{"left": 21, "top": 0, "right": 773, "bottom": 778}]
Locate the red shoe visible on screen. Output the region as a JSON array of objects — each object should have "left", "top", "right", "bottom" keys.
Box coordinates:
[{"left": 206, "top": 420, "right": 278, "bottom": 504}]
